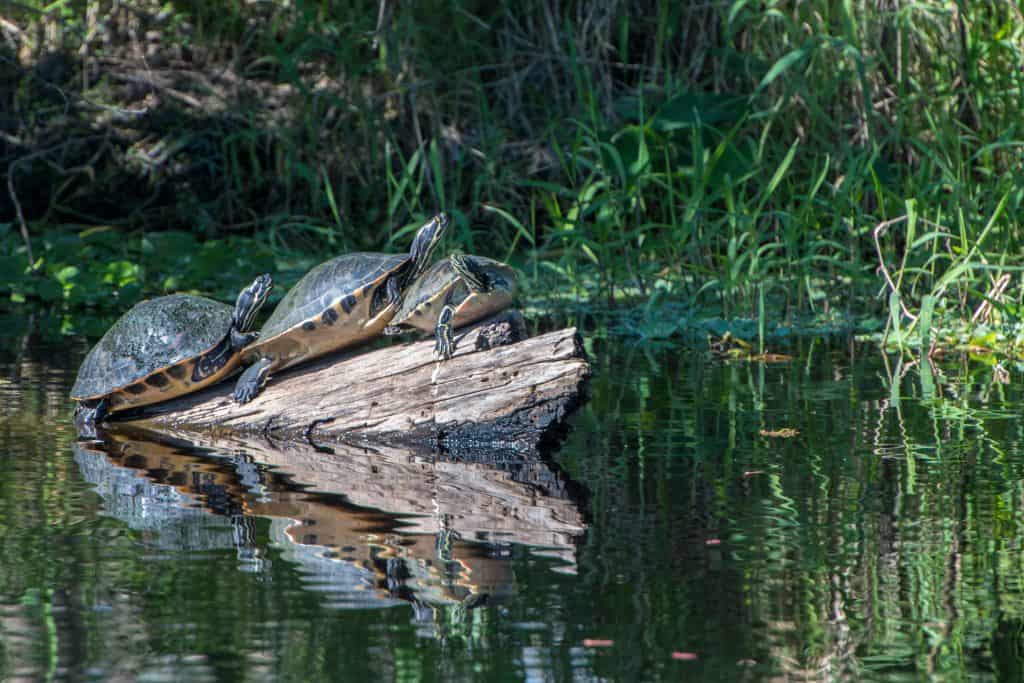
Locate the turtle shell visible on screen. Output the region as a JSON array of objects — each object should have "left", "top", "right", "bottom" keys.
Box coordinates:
[
  {"left": 71, "top": 294, "right": 234, "bottom": 400},
  {"left": 390, "top": 256, "right": 515, "bottom": 329},
  {"left": 390, "top": 258, "right": 462, "bottom": 324},
  {"left": 258, "top": 252, "right": 408, "bottom": 341}
]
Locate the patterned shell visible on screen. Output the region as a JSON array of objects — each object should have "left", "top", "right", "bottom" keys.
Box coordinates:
[
  {"left": 71, "top": 294, "right": 234, "bottom": 399},
  {"left": 391, "top": 258, "right": 461, "bottom": 321},
  {"left": 259, "top": 252, "right": 408, "bottom": 340},
  {"left": 392, "top": 256, "right": 511, "bottom": 323}
]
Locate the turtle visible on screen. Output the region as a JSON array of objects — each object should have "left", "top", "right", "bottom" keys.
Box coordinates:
[
  {"left": 71, "top": 274, "right": 274, "bottom": 429},
  {"left": 232, "top": 212, "right": 449, "bottom": 404},
  {"left": 384, "top": 254, "right": 517, "bottom": 359}
]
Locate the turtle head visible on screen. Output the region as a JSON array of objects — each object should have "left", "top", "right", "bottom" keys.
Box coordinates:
[
  {"left": 408, "top": 212, "right": 450, "bottom": 281},
  {"left": 450, "top": 252, "right": 497, "bottom": 292},
  {"left": 233, "top": 273, "right": 273, "bottom": 332}
]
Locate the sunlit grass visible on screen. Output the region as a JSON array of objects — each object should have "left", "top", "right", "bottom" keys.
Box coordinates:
[{"left": 3, "top": 0, "right": 1024, "bottom": 346}]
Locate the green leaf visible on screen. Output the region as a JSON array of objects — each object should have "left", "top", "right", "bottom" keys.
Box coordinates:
[
  {"left": 36, "top": 277, "right": 63, "bottom": 302},
  {"left": 0, "top": 256, "right": 27, "bottom": 285},
  {"left": 726, "top": 0, "right": 752, "bottom": 28},
  {"left": 653, "top": 92, "right": 746, "bottom": 131},
  {"left": 758, "top": 47, "right": 809, "bottom": 91},
  {"left": 918, "top": 295, "right": 936, "bottom": 352},
  {"left": 56, "top": 265, "right": 79, "bottom": 284},
  {"left": 888, "top": 290, "right": 902, "bottom": 340},
  {"left": 103, "top": 261, "right": 141, "bottom": 287}
]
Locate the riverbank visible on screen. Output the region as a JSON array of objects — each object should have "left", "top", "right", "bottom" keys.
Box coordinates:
[{"left": 4, "top": 1, "right": 1024, "bottom": 355}]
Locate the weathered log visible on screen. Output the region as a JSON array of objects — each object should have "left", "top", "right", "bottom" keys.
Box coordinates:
[{"left": 129, "top": 311, "right": 589, "bottom": 455}]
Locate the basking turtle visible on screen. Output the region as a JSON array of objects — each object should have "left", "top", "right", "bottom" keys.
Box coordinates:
[
  {"left": 71, "top": 274, "right": 273, "bottom": 428},
  {"left": 232, "top": 213, "right": 449, "bottom": 404},
  {"left": 384, "top": 254, "right": 516, "bottom": 359}
]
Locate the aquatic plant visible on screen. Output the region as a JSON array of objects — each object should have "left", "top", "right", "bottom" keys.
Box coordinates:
[{"left": 1, "top": 0, "right": 1023, "bottom": 346}]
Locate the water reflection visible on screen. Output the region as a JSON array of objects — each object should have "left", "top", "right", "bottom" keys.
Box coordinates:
[
  {"left": 72, "top": 427, "right": 585, "bottom": 616},
  {"left": 14, "top": 321, "right": 1024, "bottom": 680}
]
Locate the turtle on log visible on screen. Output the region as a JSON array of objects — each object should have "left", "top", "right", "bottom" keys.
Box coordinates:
[
  {"left": 384, "top": 254, "right": 516, "bottom": 359},
  {"left": 232, "top": 213, "right": 449, "bottom": 404},
  {"left": 71, "top": 274, "right": 273, "bottom": 430}
]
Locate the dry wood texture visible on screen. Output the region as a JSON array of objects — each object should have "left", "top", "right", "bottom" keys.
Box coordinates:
[{"left": 131, "top": 312, "right": 589, "bottom": 455}]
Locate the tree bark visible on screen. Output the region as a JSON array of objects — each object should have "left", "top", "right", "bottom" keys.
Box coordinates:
[{"left": 129, "top": 311, "right": 589, "bottom": 456}]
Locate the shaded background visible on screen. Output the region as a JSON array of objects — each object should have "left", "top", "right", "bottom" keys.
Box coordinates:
[{"left": 3, "top": 0, "right": 1024, "bottom": 345}]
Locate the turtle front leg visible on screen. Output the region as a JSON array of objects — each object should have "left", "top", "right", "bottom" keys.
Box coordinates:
[
  {"left": 233, "top": 357, "right": 275, "bottom": 404},
  {"left": 74, "top": 397, "right": 109, "bottom": 437},
  {"left": 230, "top": 328, "right": 259, "bottom": 351},
  {"left": 196, "top": 330, "right": 253, "bottom": 382},
  {"left": 434, "top": 304, "right": 455, "bottom": 360}
]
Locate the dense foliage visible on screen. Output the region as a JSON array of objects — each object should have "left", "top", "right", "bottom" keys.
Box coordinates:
[{"left": 3, "top": 1, "right": 1024, "bottom": 345}]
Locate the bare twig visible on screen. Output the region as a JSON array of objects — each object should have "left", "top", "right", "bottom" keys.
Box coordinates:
[
  {"left": 971, "top": 273, "right": 1011, "bottom": 325},
  {"left": 371, "top": 0, "right": 392, "bottom": 50},
  {"left": 7, "top": 153, "right": 42, "bottom": 268},
  {"left": 7, "top": 135, "right": 108, "bottom": 269},
  {"left": 872, "top": 215, "right": 917, "bottom": 323}
]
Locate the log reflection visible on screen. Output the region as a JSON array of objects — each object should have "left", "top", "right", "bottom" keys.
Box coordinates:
[{"left": 72, "top": 427, "right": 586, "bottom": 612}]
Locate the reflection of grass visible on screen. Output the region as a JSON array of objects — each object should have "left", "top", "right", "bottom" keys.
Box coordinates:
[{"left": 556, "top": 338, "right": 1024, "bottom": 677}]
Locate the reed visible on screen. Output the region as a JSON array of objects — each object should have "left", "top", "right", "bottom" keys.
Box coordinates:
[{"left": 2, "top": 0, "right": 1023, "bottom": 343}]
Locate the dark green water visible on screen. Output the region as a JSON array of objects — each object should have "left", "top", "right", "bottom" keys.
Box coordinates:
[{"left": 3, "top": 325, "right": 1024, "bottom": 681}]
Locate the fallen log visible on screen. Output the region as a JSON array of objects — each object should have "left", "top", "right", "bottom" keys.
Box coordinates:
[{"left": 129, "top": 311, "right": 589, "bottom": 455}]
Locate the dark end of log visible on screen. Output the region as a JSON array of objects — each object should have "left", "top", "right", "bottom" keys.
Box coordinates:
[
  {"left": 125, "top": 310, "right": 590, "bottom": 457},
  {"left": 473, "top": 310, "right": 528, "bottom": 351}
]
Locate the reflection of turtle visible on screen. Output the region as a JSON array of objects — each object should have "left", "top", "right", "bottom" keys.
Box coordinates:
[
  {"left": 232, "top": 213, "right": 449, "bottom": 404},
  {"left": 71, "top": 275, "right": 273, "bottom": 428},
  {"left": 385, "top": 254, "right": 516, "bottom": 359}
]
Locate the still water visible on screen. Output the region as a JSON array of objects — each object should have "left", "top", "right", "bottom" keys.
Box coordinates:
[{"left": 2, "top": 322, "right": 1024, "bottom": 681}]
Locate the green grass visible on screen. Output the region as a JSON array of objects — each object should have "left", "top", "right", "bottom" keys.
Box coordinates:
[{"left": 3, "top": 0, "right": 1024, "bottom": 346}]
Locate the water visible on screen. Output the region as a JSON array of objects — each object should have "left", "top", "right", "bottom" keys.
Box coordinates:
[{"left": 3, "top": 324, "right": 1024, "bottom": 681}]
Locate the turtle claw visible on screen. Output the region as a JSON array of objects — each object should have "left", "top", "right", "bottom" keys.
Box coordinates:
[
  {"left": 434, "top": 304, "right": 455, "bottom": 360},
  {"left": 434, "top": 333, "right": 454, "bottom": 360},
  {"left": 233, "top": 357, "right": 274, "bottom": 404},
  {"left": 233, "top": 383, "right": 259, "bottom": 405},
  {"left": 73, "top": 398, "right": 109, "bottom": 438}
]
